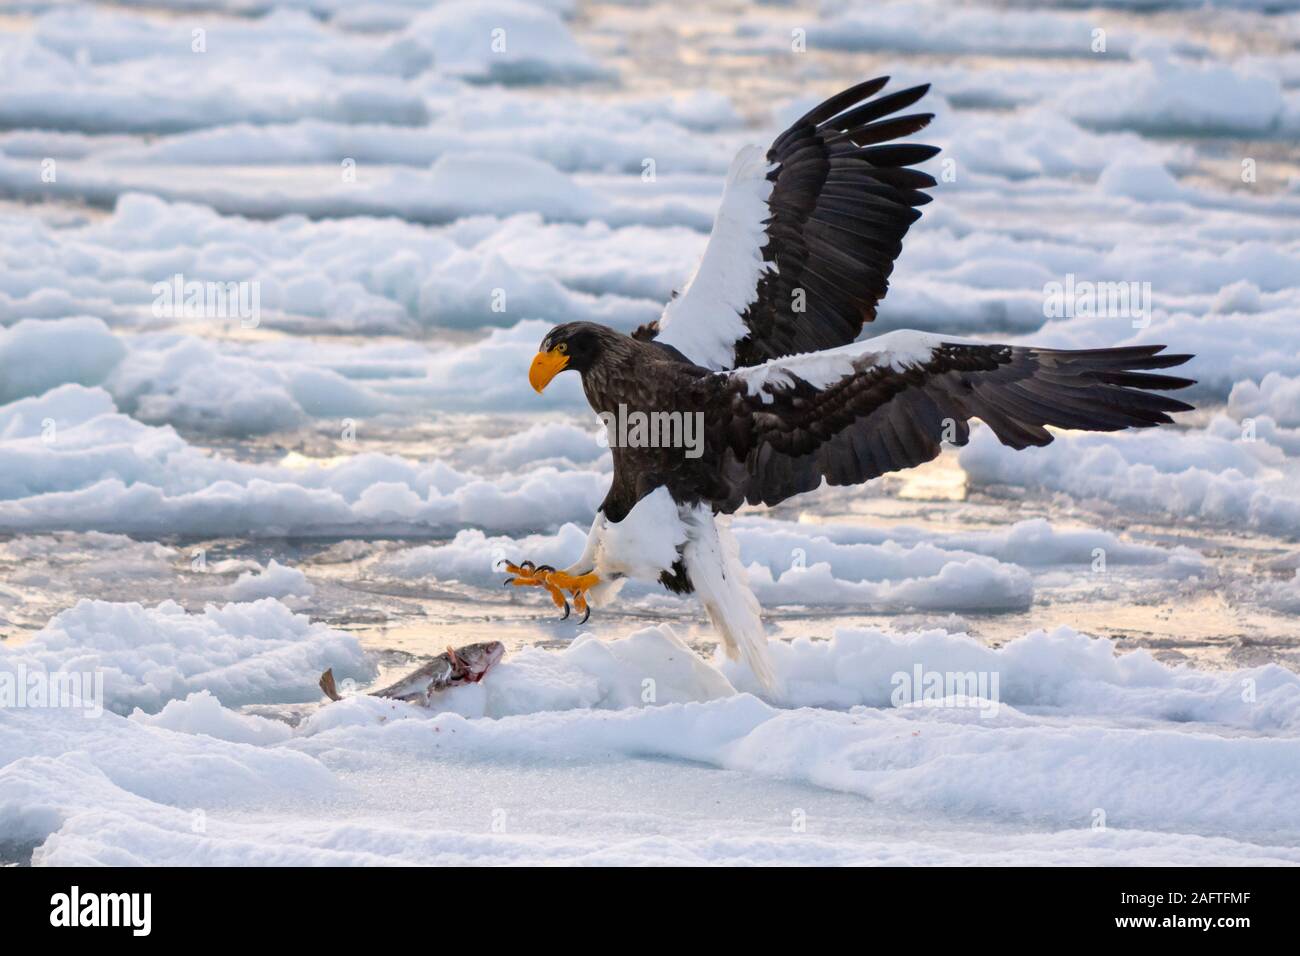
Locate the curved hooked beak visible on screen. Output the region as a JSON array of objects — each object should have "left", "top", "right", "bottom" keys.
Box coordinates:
[{"left": 529, "top": 348, "right": 569, "bottom": 393}]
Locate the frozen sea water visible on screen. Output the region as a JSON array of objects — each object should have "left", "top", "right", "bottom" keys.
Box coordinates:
[{"left": 0, "top": 0, "right": 1298, "bottom": 865}]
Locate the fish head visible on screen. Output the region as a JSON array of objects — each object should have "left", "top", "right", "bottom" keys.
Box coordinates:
[{"left": 445, "top": 641, "right": 506, "bottom": 684}]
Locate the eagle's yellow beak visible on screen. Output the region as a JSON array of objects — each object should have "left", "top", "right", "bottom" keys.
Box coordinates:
[{"left": 529, "top": 348, "right": 569, "bottom": 393}]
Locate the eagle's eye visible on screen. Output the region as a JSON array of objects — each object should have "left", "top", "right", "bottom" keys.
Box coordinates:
[{"left": 555, "top": 342, "right": 568, "bottom": 354}]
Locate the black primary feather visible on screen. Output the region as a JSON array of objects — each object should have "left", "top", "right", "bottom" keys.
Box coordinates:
[
  {"left": 636, "top": 77, "right": 938, "bottom": 368},
  {"left": 714, "top": 343, "right": 1196, "bottom": 511}
]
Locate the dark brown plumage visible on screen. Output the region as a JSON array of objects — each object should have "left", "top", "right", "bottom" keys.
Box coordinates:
[
  {"left": 530, "top": 78, "right": 1195, "bottom": 605},
  {"left": 539, "top": 324, "right": 1193, "bottom": 524}
]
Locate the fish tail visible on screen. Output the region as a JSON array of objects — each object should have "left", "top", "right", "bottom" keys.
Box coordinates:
[{"left": 319, "top": 668, "right": 343, "bottom": 702}]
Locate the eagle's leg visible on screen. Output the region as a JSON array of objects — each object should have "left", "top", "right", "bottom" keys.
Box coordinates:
[
  {"left": 501, "top": 561, "right": 600, "bottom": 622},
  {"left": 502, "top": 561, "right": 570, "bottom": 618}
]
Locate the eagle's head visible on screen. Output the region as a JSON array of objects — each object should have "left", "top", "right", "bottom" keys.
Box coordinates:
[{"left": 529, "top": 321, "right": 613, "bottom": 392}]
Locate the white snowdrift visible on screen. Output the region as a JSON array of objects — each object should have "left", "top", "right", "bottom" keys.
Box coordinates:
[
  {"left": 0, "top": 316, "right": 589, "bottom": 438},
  {"left": 1230, "top": 373, "right": 1300, "bottom": 428},
  {"left": 423, "top": 152, "right": 600, "bottom": 221},
  {"left": 453, "top": 420, "right": 607, "bottom": 471},
  {"left": 5, "top": 621, "right": 1300, "bottom": 865},
  {"left": 0, "top": 383, "right": 603, "bottom": 536},
  {"left": 377, "top": 524, "right": 591, "bottom": 584},
  {"left": 375, "top": 522, "right": 1036, "bottom": 611},
  {"left": 289, "top": 624, "right": 1300, "bottom": 842},
  {"left": 0, "top": 598, "right": 373, "bottom": 714},
  {"left": 107, "top": 335, "right": 390, "bottom": 435},
  {"left": 402, "top": 1, "right": 609, "bottom": 85},
  {"left": 99, "top": 94, "right": 738, "bottom": 172},
  {"left": 0, "top": 317, "right": 124, "bottom": 405},
  {"left": 0, "top": 721, "right": 337, "bottom": 860},
  {"left": 224, "top": 561, "right": 315, "bottom": 602},
  {"left": 375, "top": 514, "right": 1204, "bottom": 611},
  {"left": 0, "top": 195, "right": 668, "bottom": 336},
  {"left": 1058, "top": 43, "right": 1290, "bottom": 136},
  {"left": 733, "top": 515, "right": 1199, "bottom": 570},
  {"left": 133, "top": 691, "right": 294, "bottom": 746},
  {"left": 297, "top": 622, "right": 1300, "bottom": 732},
  {"left": 960, "top": 424, "right": 1300, "bottom": 538},
  {"left": 0, "top": 2, "right": 605, "bottom": 138},
  {"left": 809, "top": 1, "right": 1138, "bottom": 58},
  {"left": 746, "top": 556, "right": 1032, "bottom": 611},
  {"left": 0, "top": 10, "right": 428, "bottom": 135}
]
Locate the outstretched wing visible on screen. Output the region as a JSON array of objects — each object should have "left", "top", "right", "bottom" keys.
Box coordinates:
[
  {"left": 712, "top": 333, "right": 1195, "bottom": 510},
  {"left": 641, "top": 77, "right": 937, "bottom": 371}
]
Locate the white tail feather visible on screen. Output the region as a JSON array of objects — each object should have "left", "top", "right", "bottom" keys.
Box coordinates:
[{"left": 681, "top": 508, "right": 781, "bottom": 695}]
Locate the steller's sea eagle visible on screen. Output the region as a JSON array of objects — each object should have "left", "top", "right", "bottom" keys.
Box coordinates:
[{"left": 502, "top": 77, "right": 1194, "bottom": 691}]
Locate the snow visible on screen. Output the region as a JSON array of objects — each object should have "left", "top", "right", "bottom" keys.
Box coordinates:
[
  {"left": 0, "top": 318, "right": 125, "bottom": 405},
  {"left": 960, "top": 423, "right": 1300, "bottom": 538},
  {"left": 0, "top": 599, "right": 373, "bottom": 714},
  {"left": 225, "top": 561, "right": 316, "bottom": 602},
  {"left": 132, "top": 691, "right": 294, "bottom": 746},
  {"left": 809, "top": 1, "right": 1139, "bottom": 58},
  {"left": 379, "top": 524, "right": 590, "bottom": 583},
  {"left": 0, "top": 382, "right": 608, "bottom": 535},
  {"left": 423, "top": 152, "right": 601, "bottom": 221},
  {"left": 1254, "top": 570, "right": 1300, "bottom": 613},
  {"left": 1096, "top": 159, "right": 1186, "bottom": 203},
  {"left": 746, "top": 555, "right": 1034, "bottom": 611},
  {"left": 1230, "top": 373, "right": 1300, "bottom": 428},
  {"left": 733, "top": 515, "right": 1199, "bottom": 571},
  {"left": 4, "top": 619, "right": 1299, "bottom": 864},
  {"left": 0, "top": 9, "right": 431, "bottom": 135},
  {"left": 108, "top": 337, "right": 384, "bottom": 435},
  {"left": 1059, "top": 42, "right": 1290, "bottom": 137},
  {"left": 0, "top": 194, "right": 674, "bottom": 335},
  {"left": 371, "top": 512, "right": 1215, "bottom": 614},
  {"left": 751, "top": 625, "right": 1300, "bottom": 729},
  {"left": 401, "top": 1, "right": 610, "bottom": 85}
]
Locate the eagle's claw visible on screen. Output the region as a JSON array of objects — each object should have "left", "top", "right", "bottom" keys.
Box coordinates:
[{"left": 501, "top": 559, "right": 600, "bottom": 624}]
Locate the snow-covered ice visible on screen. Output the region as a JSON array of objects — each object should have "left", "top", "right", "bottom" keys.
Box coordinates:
[
  {"left": 5, "top": 619, "right": 1300, "bottom": 865},
  {"left": 1, "top": 0, "right": 1298, "bottom": 866},
  {"left": 1, "top": 598, "right": 373, "bottom": 714}
]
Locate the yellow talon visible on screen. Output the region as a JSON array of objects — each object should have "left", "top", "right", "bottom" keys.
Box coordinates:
[
  {"left": 541, "top": 578, "right": 568, "bottom": 613},
  {"left": 572, "top": 589, "right": 591, "bottom": 625},
  {"left": 544, "top": 571, "right": 600, "bottom": 592},
  {"left": 500, "top": 560, "right": 541, "bottom": 581},
  {"left": 501, "top": 560, "right": 600, "bottom": 623}
]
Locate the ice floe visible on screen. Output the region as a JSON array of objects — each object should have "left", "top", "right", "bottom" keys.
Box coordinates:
[
  {"left": 0, "top": 598, "right": 373, "bottom": 714},
  {"left": 1, "top": 0, "right": 1298, "bottom": 868},
  {"left": 4, "top": 619, "right": 1299, "bottom": 865}
]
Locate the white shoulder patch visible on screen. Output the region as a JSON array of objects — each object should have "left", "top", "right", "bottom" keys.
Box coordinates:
[
  {"left": 655, "top": 145, "right": 775, "bottom": 371},
  {"left": 730, "top": 330, "right": 950, "bottom": 400}
]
